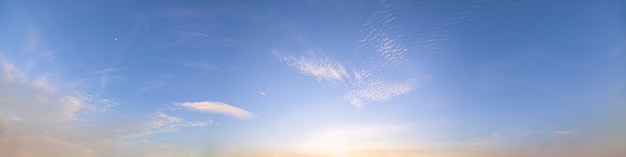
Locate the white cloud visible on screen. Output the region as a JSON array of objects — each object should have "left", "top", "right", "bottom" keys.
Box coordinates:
[
  {"left": 273, "top": 1, "right": 442, "bottom": 107},
  {"left": 177, "top": 101, "right": 254, "bottom": 120},
  {"left": 273, "top": 49, "right": 348, "bottom": 83},
  {"left": 344, "top": 80, "right": 416, "bottom": 108},
  {"left": 0, "top": 57, "right": 212, "bottom": 157},
  {"left": 140, "top": 112, "right": 212, "bottom": 136},
  {"left": 58, "top": 95, "right": 85, "bottom": 119},
  {"left": 0, "top": 57, "right": 125, "bottom": 157},
  {"left": 0, "top": 58, "right": 117, "bottom": 120},
  {"left": 377, "top": 36, "right": 409, "bottom": 66},
  {"left": 1, "top": 58, "right": 24, "bottom": 82},
  {"left": 273, "top": 48, "right": 429, "bottom": 107}
]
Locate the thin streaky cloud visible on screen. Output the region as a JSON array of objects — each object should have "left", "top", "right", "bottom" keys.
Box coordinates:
[
  {"left": 0, "top": 58, "right": 117, "bottom": 120},
  {"left": 0, "top": 57, "right": 24, "bottom": 82},
  {"left": 90, "top": 68, "right": 123, "bottom": 91},
  {"left": 273, "top": 47, "right": 427, "bottom": 107},
  {"left": 136, "top": 80, "right": 168, "bottom": 94},
  {"left": 344, "top": 80, "right": 416, "bottom": 108},
  {"left": 0, "top": 57, "right": 140, "bottom": 157},
  {"left": 273, "top": 49, "right": 348, "bottom": 83},
  {"left": 140, "top": 112, "right": 212, "bottom": 136},
  {"left": 177, "top": 101, "right": 254, "bottom": 120}
]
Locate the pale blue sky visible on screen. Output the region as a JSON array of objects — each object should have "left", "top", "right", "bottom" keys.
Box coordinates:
[{"left": 1, "top": 0, "right": 625, "bottom": 156}]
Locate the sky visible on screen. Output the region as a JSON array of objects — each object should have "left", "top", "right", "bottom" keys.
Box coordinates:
[{"left": 0, "top": 0, "right": 625, "bottom": 156}]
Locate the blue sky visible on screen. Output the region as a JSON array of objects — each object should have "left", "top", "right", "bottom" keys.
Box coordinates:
[{"left": 1, "top": 0, "right": 625, "bottom": 156}]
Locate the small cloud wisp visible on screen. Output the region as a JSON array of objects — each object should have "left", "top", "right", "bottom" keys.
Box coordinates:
[{"left": 177, "top": 101, "right": 254, "bottom": 120}]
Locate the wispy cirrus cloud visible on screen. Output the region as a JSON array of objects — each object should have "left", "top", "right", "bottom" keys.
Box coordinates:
[
  {"left": 0, "top": 55, "right": 217, "bottom": 157},
  {"left": 273, "top": 48, "right": 426, "bottom": 107},
  {"left": 273, "top": 49, "right": 348, "bottom": 83},
  {"left": 344, "top": 79, "right": 418, "bottom": 108},
  {"left": 0, "top": 56, "right": 124, "bottom": 157},
  {"left": 90, "top": 68, "right": 123, "bottom": 92},
  {"left": 140, "top": 112, "right": 212, "bottom": 136},
  {"left": 0, "top": 57, "right": 117, "bottom": 120},
  {"left": 177, "top": 101, "right": 254, "bottom": 120},
  {"left": 275, "top": 1, "right": 461, "bottom": 108}
]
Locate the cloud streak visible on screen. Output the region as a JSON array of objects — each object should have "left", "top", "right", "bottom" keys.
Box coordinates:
[
  {"left": 275, "top": 1, "right": 482, "bottom": 107},
  {"left": 0, "top": 57, "right": 124, "bottom": 157},
  {"left": 273, "top": 48, "right": 425, "bottom": 107},
  {"left": 177, "top": 101, "right": 254, "bottom": 120},
  {"left": 140, "top": 112, "right": 212, "bottom": 136},
  {"left": 274, "top": 49, "right": 348, "bottom": 83},
  {"left": 0, "top": 56, "right": 216, "bottom": 157},
  {"left": 344, "top": 79, "right": 418, "bottom": 108}
]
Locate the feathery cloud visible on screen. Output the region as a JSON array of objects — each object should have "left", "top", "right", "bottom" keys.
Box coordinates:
[
  {"left": 0, "top": 57, "right": 124, "bottom": 157},
  {"left": 344, "top": 79, "right": 417, "bottom": 108},
  {"left": 140, "top": 112, "right": 212, "bottom": 136},
  {"left": 177, "top": 101, "right": 254, "bottom": 120},
  {"left": 273, "top": 48, "right": 427, "bottom": 107},
  {"left": 273, "top": 49, "right": 348, "bottom": 83}
]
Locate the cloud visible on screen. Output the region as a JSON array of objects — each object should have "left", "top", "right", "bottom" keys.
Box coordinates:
[
  {"left": 0, "top": 55, "right": 216, "bottom": 157},
  {"left": 273, "top": 49, "right": 348, "bottom": 83},
  {"left": 136, "top": 80, "right": 168, "bottom": 93},
  {"left": 274, "top": 1, "right": 452, "bottom": 108},
  {"left": 23, "top": 26, "right": 54, "bottom": 56},
  {"left": 273, "top": 48, "right": 427, "bottom": 107},
  {"left": 139, "top": 112, "right": 212, "bottom": 136},
  {"left": 0, "top": 57, "right": 123, "bottom": 157},
  {"left": 0, "top": 58, "right": 24, "bottom": 82},
  {"left": 273, "top": 47, "right": 430, "bottom": 107},
  {"left": 177, "top": 101, "right": 254, "bottom": 120},
  {"left": 90, "top": 68, "right": 123, "bottom": 91},
  {"left": 344, "top": 80, "right": 417, "bottom": 108},
  {"left": 0, "top": 58, "right": 116, "bottom": 120}
]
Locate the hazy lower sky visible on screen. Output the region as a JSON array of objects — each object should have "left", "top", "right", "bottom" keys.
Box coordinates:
[{"left": 1, "top": 0, "right": 625, "bottom": 156}]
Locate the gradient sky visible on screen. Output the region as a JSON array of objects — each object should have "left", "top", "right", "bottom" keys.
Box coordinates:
[{"left": 1, "top": 0, "right": 625, "bottom": 157}]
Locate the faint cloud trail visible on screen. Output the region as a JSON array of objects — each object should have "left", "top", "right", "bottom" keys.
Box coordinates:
[
  {"left": 273, "top": 49, "right": 349, "bottom": 84},
  {"left": 177, "top": 101, "right": 254, "bottom": 120}
]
